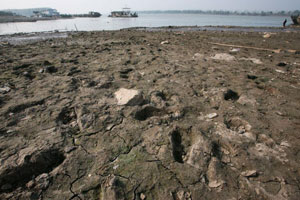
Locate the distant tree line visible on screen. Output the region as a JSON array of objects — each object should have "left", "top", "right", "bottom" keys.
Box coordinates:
[
  {"left": 1, "top": 8, "right": 54, "bottom": 17},
  {"left": 0, "top": 11, "right": 14, "bottom": 16},
  {"left": 138, "top": 10, "right": 300, "bottom": 16}
]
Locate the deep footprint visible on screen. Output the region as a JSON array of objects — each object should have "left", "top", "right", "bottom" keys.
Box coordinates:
[{"left": 0, "top": 149, "right": 65, "bottom": 193}]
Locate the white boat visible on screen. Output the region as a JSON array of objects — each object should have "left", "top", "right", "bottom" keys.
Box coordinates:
[{"left": 108, "top": 8, "right": 138, "bottom": 18}]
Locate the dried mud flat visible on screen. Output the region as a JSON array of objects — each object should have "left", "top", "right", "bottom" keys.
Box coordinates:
[{"left": 0, "top": 28, "right": 300, "bottom": 200}]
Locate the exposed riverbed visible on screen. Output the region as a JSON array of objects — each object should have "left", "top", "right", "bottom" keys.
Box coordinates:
[{"left": 0, "top": 27, "right": 300, "bottom": 199}]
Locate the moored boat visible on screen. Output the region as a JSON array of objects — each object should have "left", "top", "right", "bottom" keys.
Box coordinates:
[{"left": 108, "top": 8, "right": 138, "bottom": 18}]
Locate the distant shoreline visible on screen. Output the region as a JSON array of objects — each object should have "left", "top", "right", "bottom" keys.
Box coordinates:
[
  {"left": 0, "top": 16, "right": 104, "bottom": 24},
  {"left": 1, "top": 25, "right": 300, "bottom": 38},
  {"left": 0, "top": 16, "right": 57, "bottom": 23},
  {"left": 0, "top": 14, "right": 101, "bottom": 24},
  {"left": 130, "top": 25, "right": 300, "bottom": 32},
  {"left": 137, "top": 10, "right": 299, "bottom": 17}
]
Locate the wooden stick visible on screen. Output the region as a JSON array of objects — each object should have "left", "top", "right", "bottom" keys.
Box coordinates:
[{"left": 208, "top": 42, "right": 297, "bottom": 53}]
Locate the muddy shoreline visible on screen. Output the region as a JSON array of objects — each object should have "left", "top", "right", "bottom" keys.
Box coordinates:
[
  {"left": 0, "top": 16, "right": 58, "bottom": 23},
  {"left": 133, "top": 25, "right": 300, "bottom": 32},
  {"left": 0, "top": 28, "right": 300, "bottom": 199},
  {"left": 1, "top": 25, "right": 300, "bottom": 43}
]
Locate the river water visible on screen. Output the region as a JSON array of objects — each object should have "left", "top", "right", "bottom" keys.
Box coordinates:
[{"left": 0, "top": 14, "right": 291, "bottom": 35}]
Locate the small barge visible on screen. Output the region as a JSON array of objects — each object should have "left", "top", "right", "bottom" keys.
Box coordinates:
[{"left": 108, "top": 8, "right": 138, "bottom": 18}]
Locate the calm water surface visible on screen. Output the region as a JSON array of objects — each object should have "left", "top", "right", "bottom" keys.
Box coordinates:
[{"left": 0, "top": 14, "right": 290, "bottom": 35}]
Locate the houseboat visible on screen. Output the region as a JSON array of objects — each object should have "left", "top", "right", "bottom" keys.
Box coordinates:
[{"left": 108, "top": 8, "right": 138, "bottom": 18}]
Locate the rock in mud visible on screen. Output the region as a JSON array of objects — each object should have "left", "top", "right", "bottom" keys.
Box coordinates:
[
  {"left": 237, "top": 95, "right": 257, "bottom": 106},
  {"left": 114, "top": 88, "right": 144, "bottom": 106},
  {"left": 193, "top": 53, "right": 205, "bottom": 60},
  {"left": 207, "top": 157, "right": 225, "bottom": 188},
  {"left": 140, "top": 193, "right": 146, "bottom": 200},
  {"left": 186, "top": 135, "right": 212, "bottom": 170},
  {"left": 241, "top": 170, "right": 258, "bottom": 177},
  {"left": 34, "top": 173, "right": 50, "bottom": 190},
  {"left": 225, "top": 117, "right": 252, "bottom": 134},
  {"left": 161, "top": 40, "right": 170, "bottom": 45},
  {"left": 171, "top": 110, "right": 184, "bottom": 120},
  {"left": 175, "top": 190, "right": 192, "bottom": 200},
  {"left": 263, "top": 33, "right": 271, "bottom": 38},
  {"left": 101, "top": 175, "right": 125, "bottom": 200},
  {"left": 23, "top": 71, "right": 34, "bottom": 79},
  {"left": 0, "top": 86, "right": 11, "bottom": 94},
  {"left": 211, "top": 53, "right": 235, "bottom": 61},
  {"left": 206, "top": 113, "right": 218, "bottom": 119},
  {"left": 240, "top": 57, "right": 263, "bottom": 64},
  {"left": 150, "top": 91, "right": 167, "bottom": 108},
  {"left": 275, "top": 69, "right": 285, "bottom": 74},
  {"left": 230, "top": 48, "right": 240, "bottom": 52}
]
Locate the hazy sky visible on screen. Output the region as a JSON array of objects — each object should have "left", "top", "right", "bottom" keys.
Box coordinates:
[{"left": 1, "top": 0, "right": 299, "bottom": 14}]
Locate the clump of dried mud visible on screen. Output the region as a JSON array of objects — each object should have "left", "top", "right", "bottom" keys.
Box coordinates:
[{"left": 0, "top": 28, "right": 300, "bottom": 200}]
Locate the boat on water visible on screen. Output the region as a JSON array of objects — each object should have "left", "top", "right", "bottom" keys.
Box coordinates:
[{"left": 108, "top": 8, "right": 138, "bottom": 18}]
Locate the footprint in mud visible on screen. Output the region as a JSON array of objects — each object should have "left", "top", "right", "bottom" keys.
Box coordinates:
[
  {"left": 247, "top": 74, "right": 258, "bottom": 80},
  {"left": 224, "top": 89, "right": 239, "bottom": 101},
  {"left": 170, "top": 129, "right": 185, "bottom": 163},
  {"left": 119, "top": 68, "right": 133, "bottom": 79},
  {"left": 6, "top": 99, "right": 45, "bottom": 115},
  {"left": 133, "top": 106, "right": 165, "bottom": 121},
  {"left": 56, "top": 107, "right": 76, "bottom": 125},
  {"left": 0, "top": 149, "right": 65, "bottom": 193},
  {"left": 225, "top": 117, "right": 252, "bottom": 134},
  {"left": 169, "top": 127, "right": 223, "bottom": 171}
]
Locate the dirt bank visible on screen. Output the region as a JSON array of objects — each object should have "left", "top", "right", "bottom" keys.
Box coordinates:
[
  {"left": 0, "top": 16, "right": 61, "bottom": 24},
  {"left": 0, "top": 16, "right": 37, "bottom": 23},
  {"left": 0, "top": 28, "right": 300, "bottom": 199}
]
